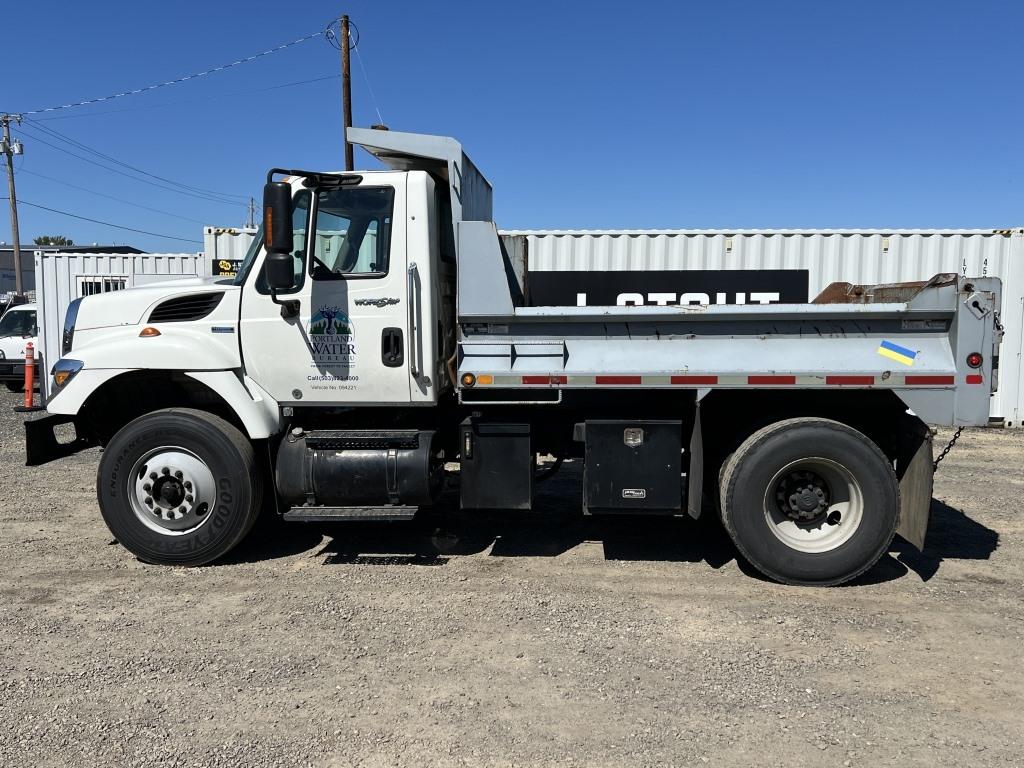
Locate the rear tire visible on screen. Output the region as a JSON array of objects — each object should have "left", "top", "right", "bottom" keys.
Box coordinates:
[
  {"left": 5, "top": 381, "right": 23, "bottom": 393},
  {"left": 720, "top": 417, "right": 898, "bottom": 586},
  {"left": 97, "top": 408, "right": 262, "bottom": 566}
]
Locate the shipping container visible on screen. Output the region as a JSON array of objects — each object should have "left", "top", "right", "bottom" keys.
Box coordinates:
[
  {"left": 33, "top": 250, "right": 210, "bottom": 400},
  {"left": 204, "top": 227, "right": 258, "bottom": 279},
  {"left": 501, "top": 229, "right": 1024, "bottom": 427}
]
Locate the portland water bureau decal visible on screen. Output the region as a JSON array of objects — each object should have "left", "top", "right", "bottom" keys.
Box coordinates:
[
  {"left": 876, "top": 340, "right": 917, "bottom": 366},
  {"left": 307, "top": 305, "right": 357, "bottom": 365}
]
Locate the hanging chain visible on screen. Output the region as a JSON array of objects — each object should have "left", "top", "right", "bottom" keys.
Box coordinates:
[{"left": 933, "top": 427, "right": 964, "bottom": 472}]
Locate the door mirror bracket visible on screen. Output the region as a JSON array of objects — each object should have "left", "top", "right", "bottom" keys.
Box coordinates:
[{"left": 270, "top": 289, "right": 300, "bottom": 319}]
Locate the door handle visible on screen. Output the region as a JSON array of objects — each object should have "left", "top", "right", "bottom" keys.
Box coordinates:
[
  {"left": 407, "top": 263, "right": 422, "bottom": 379},
  {"left": 381, "top": 328, "right": 404, "bottom": 368}
]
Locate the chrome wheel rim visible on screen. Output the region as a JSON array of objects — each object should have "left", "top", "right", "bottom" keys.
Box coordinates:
[
  {"left": 128, "top": 447, "right": 217, "bottom": 536},
  {"left": 763, "top": 457, "right": 864, "bottom": 554}
]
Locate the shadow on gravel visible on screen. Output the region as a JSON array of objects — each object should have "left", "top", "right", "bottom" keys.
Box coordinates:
[
  {"left": 843, "top": 499, "right": 1000, "bottom": 585},
  {"left": 298, "top": 512, "right": 738, "bottom": 571},
  {"left": 221, "top": 496, "right": 997, "bottom": 583},
  {"left": 890, "top": 499, "right": 1000, "bottom": 582}
]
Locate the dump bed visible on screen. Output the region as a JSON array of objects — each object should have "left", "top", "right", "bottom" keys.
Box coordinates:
[{"left": 456, "top": 232, "right": 1002, "bottom": 428}]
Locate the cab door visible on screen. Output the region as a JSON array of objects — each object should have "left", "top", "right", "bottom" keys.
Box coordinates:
[{"left": 239, "top": 174, "right": 412, "bottom": 405}]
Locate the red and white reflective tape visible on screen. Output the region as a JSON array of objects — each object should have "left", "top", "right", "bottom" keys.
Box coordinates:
[{"left": 471, "top": 372, "right": 969, "bottom": 388}]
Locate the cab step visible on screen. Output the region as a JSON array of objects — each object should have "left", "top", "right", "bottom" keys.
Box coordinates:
[{"left": 283, "top": 506, "right": 419, "bottom": 522}]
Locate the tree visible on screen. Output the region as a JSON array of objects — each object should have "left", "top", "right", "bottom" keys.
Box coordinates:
[{"left": 33, "top": 235, "right": 74, "bottom": 246}]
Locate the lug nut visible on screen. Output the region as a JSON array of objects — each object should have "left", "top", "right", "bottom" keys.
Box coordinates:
[
  {"left": 143, "top": 483, "right": 152, "bottom": 492},
  {"left": 185, "top": 495, "right": 193, "bottom": 503},
  {"left": 161, "top": 467, "right": 170, "bottom": 475},
  {"left": 144, "top": 497, "right": 153, "bottom": 506},
  {"left": 174, "top": 470, "right": 183, "bottom": 480},
  {"left": 178, "top": 506, "right": 187, "bottom": 514},
  {"left": 149, "top": 472, "right": 158, "bottom": 481},
  {"left": 184, "top": 481, "right": 192, "bottom": 491}
]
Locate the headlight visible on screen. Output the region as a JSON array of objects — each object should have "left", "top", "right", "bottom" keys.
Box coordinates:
[
  {"left": 63, "top": 297, "right": 83, "bottom": 355},
  {"left": 51, "top": 359, "right": 84, "bottom": 390}
]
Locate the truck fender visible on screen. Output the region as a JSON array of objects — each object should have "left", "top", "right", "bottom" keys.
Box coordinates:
[{"left": 184, "top": 371, "right": 281, "bottom": 440}]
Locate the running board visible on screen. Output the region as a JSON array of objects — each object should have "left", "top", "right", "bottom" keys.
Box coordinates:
[{"left": 283, "top": 506, "right": 419, "bottom": 522}]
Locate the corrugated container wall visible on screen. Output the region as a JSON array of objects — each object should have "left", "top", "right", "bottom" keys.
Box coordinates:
[
  {"left": 503, "top": 229, "right": 1024, "bottom": 427},
  {"left": 34, "top": 251, "right": 209, "bottom": 401},
  {"left": 204, "top": 227, "right": 258, "bottom": 267}
]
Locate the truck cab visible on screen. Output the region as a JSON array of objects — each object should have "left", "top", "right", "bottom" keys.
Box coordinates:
[{"left": 23, "top": 128, "right": 1004, "bottom": 587}]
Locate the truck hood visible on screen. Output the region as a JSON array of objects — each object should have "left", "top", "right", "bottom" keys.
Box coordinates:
[{"left": 75, "top": 276, "right": 240, "bottom": 331}]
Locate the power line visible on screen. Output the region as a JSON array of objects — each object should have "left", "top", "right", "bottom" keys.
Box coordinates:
[
  {"left": 3, "top": 197, "right": 202, "bottom": 244},
  {"left": 28, "top": 74, "right": 340, "bottom": 122},
  {"left": 354, "top": 41, "right": 385, "bottom": 126},
  {"left": 18, "top": 168, "right": 209, "bottom": 225},
  {"left": 22, "top": 118, "right": 246, "bottom": 201},
  {"left": 17, "top": 31, "right": 324, "bottom": 115},
  {"left": 13, "top": 126, "right": 246, "bottom": 208}
]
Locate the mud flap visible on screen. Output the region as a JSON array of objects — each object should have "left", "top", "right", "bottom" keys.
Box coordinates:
[
  {"left": 687, "top": 403, "right": 703, "bottom": 519},
  {"left": 24, "top": 413, "right": 95, "bottom": 466},
  {"left": 895, "top": 423, "right": 934, "bottom": 551}
]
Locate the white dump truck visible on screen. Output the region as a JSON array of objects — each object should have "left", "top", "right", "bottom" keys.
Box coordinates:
[{"left": 24, "top": 128, "right": 1003, "bottom": 585}]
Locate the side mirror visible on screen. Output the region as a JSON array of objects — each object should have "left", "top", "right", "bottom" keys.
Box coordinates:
[
  {"left": 262, "top": 180, "right": 298, "bottom": 305},
  {"left": 263, "top": 181, "right": 294, "bottom": 255},
  {"left": 264, "top": 251, "right": 295, "bottom": 291}
]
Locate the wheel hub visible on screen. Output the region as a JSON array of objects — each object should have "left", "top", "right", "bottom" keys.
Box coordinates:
[
  {"left": 775, "top": 470, "right": 831, "bottom": 522},
  {"left": 130, "top": 449, "right": 216, "bottom": 535}
]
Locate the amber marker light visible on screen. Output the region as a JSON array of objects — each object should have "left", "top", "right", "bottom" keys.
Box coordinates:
[
  {"left": 461, "top": 372, "right": 476, "bottom": 387},
  {"left": 139, "top": 327, "right": 162, "bottom": 338}
]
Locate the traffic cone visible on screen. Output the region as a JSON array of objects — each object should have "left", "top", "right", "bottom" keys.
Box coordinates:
[{"left": 13, "top": 341, "right": 43, "bottom": 413}]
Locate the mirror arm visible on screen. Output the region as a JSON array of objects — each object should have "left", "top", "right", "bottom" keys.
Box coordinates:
[{"left": 270, "top": 288, "right": 300, "bottom": 319}]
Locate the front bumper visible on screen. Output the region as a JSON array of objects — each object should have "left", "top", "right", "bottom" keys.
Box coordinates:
[
  {"left": 24, "top": 412, "right": 95, "bottom": 466},
  {"left": 0, "top": 359, "right": 25, "bottom": 381}
]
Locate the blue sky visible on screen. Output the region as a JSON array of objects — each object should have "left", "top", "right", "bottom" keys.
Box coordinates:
[{"left": 3, "top": 0, "right": 1022, "bottom": 252}]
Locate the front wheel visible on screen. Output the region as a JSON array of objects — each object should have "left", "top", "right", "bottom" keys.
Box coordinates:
[
  {"left": 719, "top": 418, "right": 899, "bottom": 586},
  {"left": 97, "top": 408, "right": 263, "bottom": 566}
]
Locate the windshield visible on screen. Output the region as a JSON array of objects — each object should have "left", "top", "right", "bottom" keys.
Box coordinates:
[
  {"left": 0, "top": 309, "right": 36, "bottom": 338},
  {"left": 232, "top": 225, "right": 265, "bottom": 287}
]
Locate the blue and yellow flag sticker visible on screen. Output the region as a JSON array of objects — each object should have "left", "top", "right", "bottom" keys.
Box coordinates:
[{"left": 877, "top": 340, "right": 917, "bottom": 366}]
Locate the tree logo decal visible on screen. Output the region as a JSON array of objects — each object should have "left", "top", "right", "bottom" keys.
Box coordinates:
[{"left": 307, "top": 305, "right": 356, "bottom": 366}]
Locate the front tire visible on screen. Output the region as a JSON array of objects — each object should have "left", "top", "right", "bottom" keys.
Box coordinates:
[
  {"left": 5, "top": 381, "right": 23, "bottom": 393},
  {"left": 720, "top": 418, "right": 898, "bottom": 586},
  {"left": 97, "top": 408, "right": 263, "bottom": 566}
]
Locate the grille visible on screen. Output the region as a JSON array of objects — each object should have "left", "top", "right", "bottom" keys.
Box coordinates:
[{"left": 147, "top": 293, "right": 224, "bottom": 323}]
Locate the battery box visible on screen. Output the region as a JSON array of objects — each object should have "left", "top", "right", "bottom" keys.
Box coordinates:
[{"left": 459, "top": 419, "right": 533, "bottom": 510}]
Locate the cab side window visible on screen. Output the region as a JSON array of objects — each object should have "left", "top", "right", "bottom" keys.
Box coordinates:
[{"left": 311, "top": 187, "right": 395, "bottom": 279}]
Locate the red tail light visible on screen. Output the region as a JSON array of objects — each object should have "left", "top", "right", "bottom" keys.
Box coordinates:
[{"left": 966, "top": 352, "right": 983, "bottom": 369}]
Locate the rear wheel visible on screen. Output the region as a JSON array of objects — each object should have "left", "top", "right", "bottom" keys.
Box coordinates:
[
  {"left": 720, "top": 418, "right": 898, "bottom": 586},
  {"left": 5, "top": 381, "right": 23, "bottom": 393},
  {"left": 97, "top": 408, "right": 262, "bottom": 566}
]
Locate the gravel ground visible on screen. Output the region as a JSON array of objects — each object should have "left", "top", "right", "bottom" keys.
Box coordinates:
[{"left": 1, "top": 390, "right": 1022, "bottom": 767}]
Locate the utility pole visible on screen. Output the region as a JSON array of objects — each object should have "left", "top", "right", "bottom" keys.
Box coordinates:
[
  {"left": 340, "top": 14, "right": 354, "bottom": 171},
  {"left": 246, "top": 197, "right": 256, "bottom": 229},
  {"left": 1, "top": 114, "right": 25, "bottom": 298}
]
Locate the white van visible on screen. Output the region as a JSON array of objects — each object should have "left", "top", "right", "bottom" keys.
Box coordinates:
[{"left": 0, "top": 303, "right": 40, "bottom": 392}]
